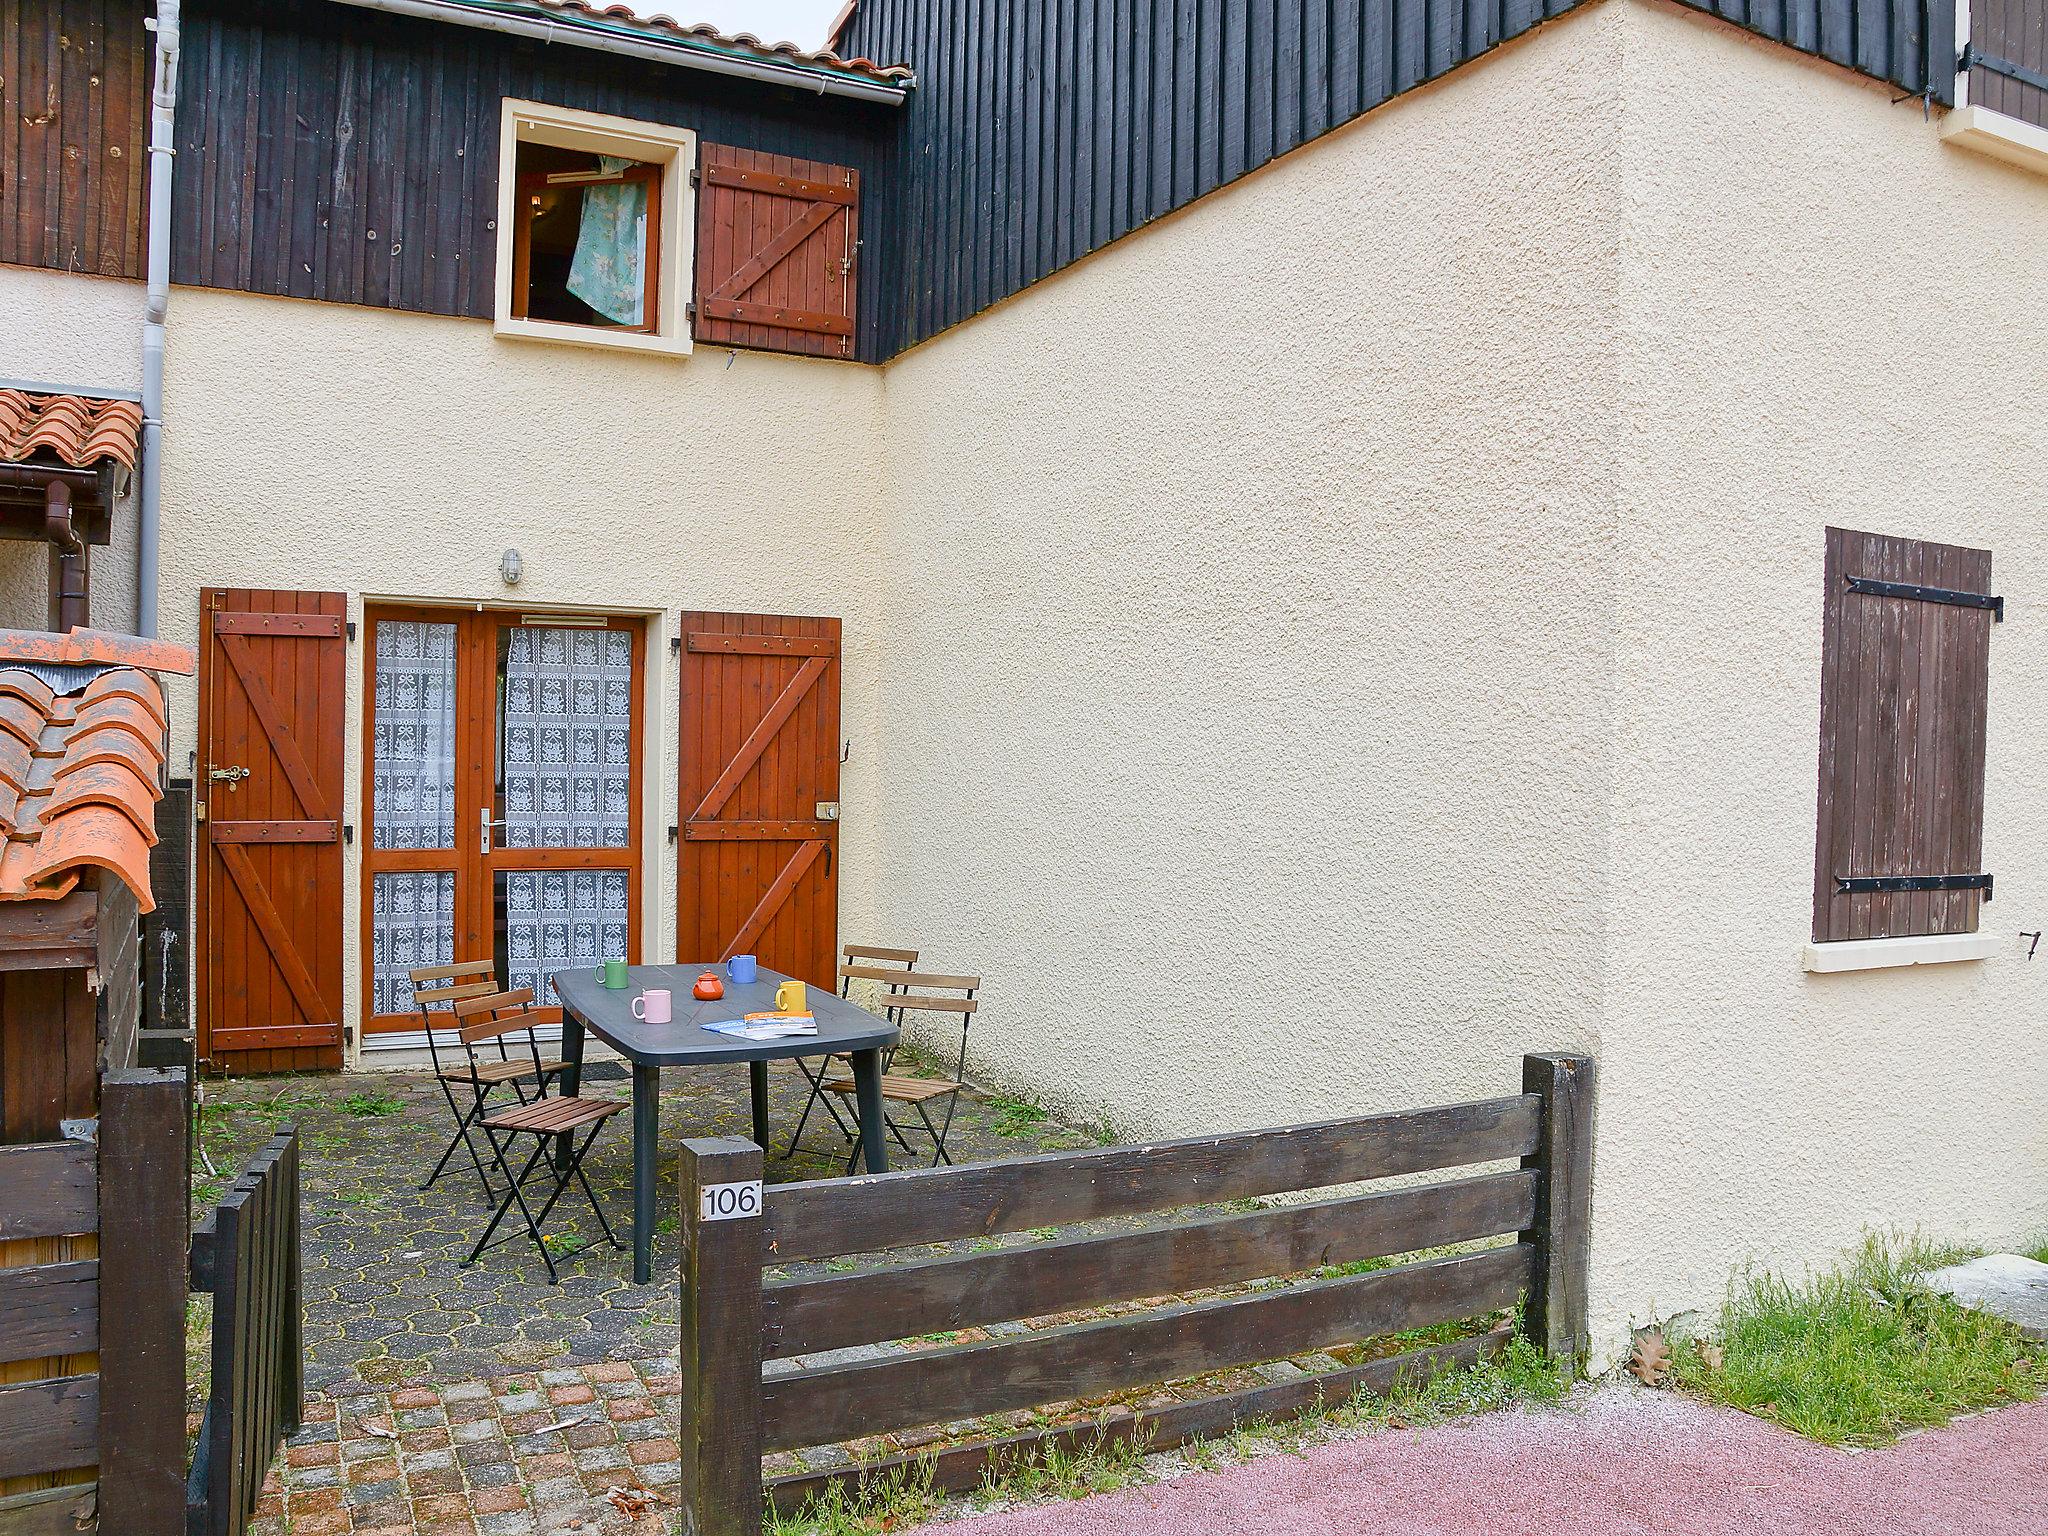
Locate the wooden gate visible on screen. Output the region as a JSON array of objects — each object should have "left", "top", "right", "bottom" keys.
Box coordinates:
[
  {"left": 197, "top": 590, "right": 346, "bottom": 1071},
  {"left": 677, "top": 614, "right": 840, "bottom": 989}
]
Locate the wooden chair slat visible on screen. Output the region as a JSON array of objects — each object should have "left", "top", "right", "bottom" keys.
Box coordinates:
[
  {"left": 407, "top": 959, "right": 496, "bottom": 984},
  {"left": 842, "top": 945, "right": 918, "bottom": 965},
  {"left": 883, "top": 994, "right": 978, "bottom": 1013},
  {"left": 458, "top": 1007, "right": 552, "bottom": 1046},
  {"left": 838, "top": 964, "right": 921, "bottom": 984},
  {"left": 414, "top": 978, "right": 502, "bottom": 1006},
  {"left": 891, "top": 971, "right": 981, "bottom": 991},
  {"left": 452, "top": 986, "right": 537, "bottom": 1019}
]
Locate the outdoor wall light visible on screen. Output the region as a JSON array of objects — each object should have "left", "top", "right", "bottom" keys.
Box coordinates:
[{"left": 501, "top": 548, "right": 523, "bottom": 586}]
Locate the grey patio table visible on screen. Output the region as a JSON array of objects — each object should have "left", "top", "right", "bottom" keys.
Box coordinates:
[{"left": 552, "top": 962, "right": 897, "bottom": 1283}]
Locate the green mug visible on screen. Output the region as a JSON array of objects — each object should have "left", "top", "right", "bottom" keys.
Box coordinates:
[{"left": 599, "top": 959, "right": 629, "bottom": 989}]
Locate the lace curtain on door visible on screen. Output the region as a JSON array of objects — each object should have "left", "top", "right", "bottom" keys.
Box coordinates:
[{"left": 370, "top": 620, "right": 459, "bottom": 1016}]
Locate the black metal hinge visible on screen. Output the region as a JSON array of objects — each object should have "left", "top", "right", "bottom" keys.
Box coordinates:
[
  {"left": 1837, "top": 873, "right": 1993, "bottom": 901},
  {"left": 1846, "top": 574, "right": 2003, "bottom": 623},
  {"left": 1959, "top": 42, "right": 2048, "bottom": 95}
]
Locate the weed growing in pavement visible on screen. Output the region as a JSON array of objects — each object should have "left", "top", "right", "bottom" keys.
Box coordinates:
[
  {"left": 765, "top": 1459, "right": 941, "bottom": 1536},
  {"left": 1666, "top": 1231, "right": 2043, "bottom": 1446},
  {"left": 337, "top": 1089, "right": 406, "bottom": 1117}
]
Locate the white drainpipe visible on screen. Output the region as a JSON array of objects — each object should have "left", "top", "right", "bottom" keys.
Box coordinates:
[{"left": 137, "top": 0, "right": 179, "bottom": 639}]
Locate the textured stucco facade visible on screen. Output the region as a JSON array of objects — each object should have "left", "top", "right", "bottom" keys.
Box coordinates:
[{"left": 0, "top": 0, "right": 2043, "bottom": 1361}]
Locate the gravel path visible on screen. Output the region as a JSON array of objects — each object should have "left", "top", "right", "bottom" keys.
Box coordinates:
[{"left": 929, "top": 1384, "right": 2048, "bottom": 1536}]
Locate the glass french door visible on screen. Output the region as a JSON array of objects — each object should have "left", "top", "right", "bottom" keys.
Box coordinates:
[{"left": 363, "top": 608, "right": 643, "bottom": 1035}]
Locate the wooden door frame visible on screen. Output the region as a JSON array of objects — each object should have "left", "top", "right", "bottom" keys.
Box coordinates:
[{"left": 357, "top": 606, "right": 647, "bottom": 1036}]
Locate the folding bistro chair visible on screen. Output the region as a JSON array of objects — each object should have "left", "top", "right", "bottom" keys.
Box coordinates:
[
  {"left": 451, "top": 991, "right": 627, "bottom": 1283},
  {"left": 782, "top": 944, "right": 919, "bottom": 1159},
  {"left": 411, "top": 963, "right": 563, "bottom": 1200},
  {"left": 824, "top": 972, "right": 979, "bottom": 1169}
]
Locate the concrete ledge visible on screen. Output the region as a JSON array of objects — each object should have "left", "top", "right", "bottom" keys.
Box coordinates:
[
  {"left": 1802, "top": 932, "right": 2001, "bottom": 973},
  {"left": 1940, "top": 105, "right": 2048, "bottom": 180}
]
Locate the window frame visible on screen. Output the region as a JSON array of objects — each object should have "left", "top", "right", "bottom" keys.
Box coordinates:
[{"left": 494, "top": 100, "right": 696, "bottom": 358}]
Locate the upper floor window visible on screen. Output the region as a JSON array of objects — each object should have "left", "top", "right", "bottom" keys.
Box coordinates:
[
  {"left": 495, "top": 101, "right": 695, "bottom": 357},
  {"left": 1963, "top": 0, "right": 2048, "bottom": 131}
]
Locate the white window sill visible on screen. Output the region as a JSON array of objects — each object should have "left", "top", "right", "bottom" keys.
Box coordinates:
[
  {"left": 1802, "top": 932, "right": 2001, "bottom": 973},
  {"left": 493, "top": 316, "right": 691, "bottom": 359},
  {"left": 1940, "top": 105, "right": 2048, "bottom": 181}
]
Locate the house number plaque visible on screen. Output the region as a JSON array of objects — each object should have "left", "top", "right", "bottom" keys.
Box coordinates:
[{"left": 699, "top": 1180, "right": 763, "bottom": 1222}]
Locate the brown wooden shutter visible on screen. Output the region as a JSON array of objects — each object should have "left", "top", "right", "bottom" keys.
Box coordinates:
[
  {"left": 677, "top": 613, "right": 840, "bottom": 989},
  {"left": 1967, "top": 0, "right": 2048, "bottom": 130},
  {"left": 197, "top": 589, "right": 346, "bottom": 1070},
  {"left": 1812, "top": 529, "right": 1997, "bottom": 943},
  {"left": 693, "top": 146, "right": 859, "bottom": 360}
]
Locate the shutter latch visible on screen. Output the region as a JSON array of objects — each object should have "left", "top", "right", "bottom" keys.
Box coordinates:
[{"left": 1846, "top": 574, "right": 2004, "bottom": 622}]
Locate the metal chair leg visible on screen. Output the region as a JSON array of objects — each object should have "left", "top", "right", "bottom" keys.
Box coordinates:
[
  {"left": 424, "top": 1077, "right": 500, "bottom": 1200},
  {"left": 464, "top": 1135, "right": 557, "bottom": 1282},
  {"left": 783, "top": 1054, "right": 857, "bottom": 1158}
]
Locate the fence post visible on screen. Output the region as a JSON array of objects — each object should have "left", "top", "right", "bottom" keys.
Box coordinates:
[
  {"left": 98, "top": 1067, "right": 190, "bottom": 1535},
  {"left": 679, "top": 1136, "right": 766, "bottom": 1536},
  {"left": 1520, "top": 1052, "right": 1595, "bottom": 1363}
]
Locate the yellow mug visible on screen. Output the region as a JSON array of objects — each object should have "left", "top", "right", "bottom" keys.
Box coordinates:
[{"left": 774, "top": 980, "right": 807, "bottom": 1013}]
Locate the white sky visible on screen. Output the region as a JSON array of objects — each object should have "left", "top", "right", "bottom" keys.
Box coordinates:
[{"left": 654, "top": 0, "right": 844, "bottom": 48}]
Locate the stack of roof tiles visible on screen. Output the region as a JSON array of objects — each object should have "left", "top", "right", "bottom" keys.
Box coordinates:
[
  {"left": 0, "top": 628, "right": 191, "bottom": 912},
  {"left": 0, "top": 389, "right": 143, "bottom": 470}
]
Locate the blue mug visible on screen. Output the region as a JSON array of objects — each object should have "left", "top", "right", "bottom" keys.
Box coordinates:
[{"left": 728, "top": 954, "right": 758, "bottom": 985}]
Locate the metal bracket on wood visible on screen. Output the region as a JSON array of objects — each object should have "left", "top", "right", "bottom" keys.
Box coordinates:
[
  {"left": 1836, "top": 872, "right": 1993, "bottom": 901},
  {"left": 1845, "top": 574, "right": 2003, "bottom": 622},
  {"left": 1959, "top": 42, "right": 2048, "bottom": 94}
]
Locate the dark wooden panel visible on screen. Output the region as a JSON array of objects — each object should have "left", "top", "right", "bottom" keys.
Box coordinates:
[
  {"left": 679, "top": 1139, "right": 764, "bottom": 1536},
  {"left": 0, "top": 890, "right": 98, "bottom": 974},
  {"left": 0, "top": 1142, "right": 96, "bottom": 1241},
  {"left": 97, "top": 1070, "right": 189, "bottom": 1534},
  {"left": 839, "top": 0, "right": 1949, "bottom": 356},
  {"left": 0, "top": 1375, "right": 97, "bottom": 1482},
  {"left": 172, "top": 0, "right": 899, "bottom": 359},
  {"left": 761, "top": 1243, "right": 1533, "bottom": 1451},
  {"left": 1521, "top": 1052, "right": 1593, "bottom": 1359},
  {"left": 768, "top": 1328, "right": 1507, "bottom": 1512},
  {"left": 0, "top": 1262, "right": 96, "bottom": 1365},
  {"left": 763, "top": 1093, "right": 1540, "bottom": 1262},
  {"left": 695, "top": 144, "right": 861, "bottom": 358},
  {"left": 763, "top": 1168, "right": 1537, "bottom": 1358},
  {"left": 1811, "top": 529, "right": 1994, "bottom": 943},
  {"left": 0, "top": 0, "right": 149, "bottom": 276},
  {"left": 0, "top": 1483, "right": 100, "bottom": 1536}
]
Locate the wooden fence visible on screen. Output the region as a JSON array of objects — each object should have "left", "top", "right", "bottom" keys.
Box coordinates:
[
  {"left": 186, "top": 1130, "right": 303, "bottom": 1536},
  {"left": 678, "top": 1052, "right": 1594, "bottom": 1535},
  {"left": 0, "top": 1069, "right": 188, "bottom": 1536}
]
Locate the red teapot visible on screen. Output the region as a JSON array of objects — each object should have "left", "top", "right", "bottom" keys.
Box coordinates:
[{"left": 692, "top": 970, "right": 725, "bottom": 1001}]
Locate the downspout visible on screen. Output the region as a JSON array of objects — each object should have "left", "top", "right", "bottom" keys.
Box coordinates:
[{"left": 137, "top": 0, "right": 179, "bottom": 639}]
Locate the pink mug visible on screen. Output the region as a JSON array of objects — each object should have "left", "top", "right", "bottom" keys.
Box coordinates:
[{"left": 630, "top": 988, "right": 672, "bottom": 1024}]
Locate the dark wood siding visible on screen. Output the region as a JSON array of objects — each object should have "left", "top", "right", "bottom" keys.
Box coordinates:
[
  {"left": 171, "top": 0, "right": 901, "bottom": 359},
  {"left": 843, "top": 0, "right": 1956, "bottom": 356},
  {"left": 1812, "top": 528, "right": 1995, "bottom": 944},
  {"left": 1969, "top": 0, "right": 2048, "bottom": 127},
  {"left": 0, "top": 0, "right": 148, "bottom": 278}
]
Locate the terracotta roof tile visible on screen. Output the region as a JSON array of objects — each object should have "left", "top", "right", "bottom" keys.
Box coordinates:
[
  {"left": 511, "top": 1, "right": 914, "bottom": 86},
  {"left": 0, "top": 391, "right": 143, "bottom": 471},
  {"left": 0, "top": 665, "right": 167, "bottom": 911},
  {"left": 0, "top": 627, "right": 196, "bottom": 675}
]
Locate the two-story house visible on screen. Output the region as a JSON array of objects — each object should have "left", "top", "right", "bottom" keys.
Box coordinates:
[{"left": 4, "top": 0, "right": 2045, "bottom": 1362}]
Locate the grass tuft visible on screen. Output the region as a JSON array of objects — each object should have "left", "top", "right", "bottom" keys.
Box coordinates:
[
  {"left": 337, "top": 1089, "right": 406, "bottom": 1118},
  {"left": 1667, "top": 1232, "right": 2044, "bottom": 1446}
]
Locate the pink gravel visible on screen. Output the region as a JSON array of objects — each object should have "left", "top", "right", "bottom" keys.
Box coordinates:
[{"left": 926, "top": 1386, "right": 2048, "bottom": 1536}]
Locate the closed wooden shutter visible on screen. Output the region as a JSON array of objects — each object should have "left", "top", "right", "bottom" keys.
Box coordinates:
[
  {"left": 1968, "top": 0, "right": 2048, "bottom": 129},
  {"left": 693, "top": 146, "right": 859, "bottom": 359},
  {"left": 1812, "top": 529, "right": 1997, "bottom": 943},
  {"left": 197, "top": 589, "right": 346, "bottom": 1070}
]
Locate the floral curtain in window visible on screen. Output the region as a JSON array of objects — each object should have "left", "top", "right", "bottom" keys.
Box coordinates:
[
  {"left": 501, "top": 627, "right": 633, "bottom": 850},
  {"left": 567, "top": 157, "right": 648, "bottom": 327},
  {"left": 372, "top": 871, "right": 456, "bottom": 1019},
  {"left": 372, "top": 620, "right": 457, "bottom": 850},
  {"left": 503, "top": 869, "right": 630, "bottom": 1005}
]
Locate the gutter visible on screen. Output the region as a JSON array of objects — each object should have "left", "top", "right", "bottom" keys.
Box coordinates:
[
  {"left": 138, "top": 0, "right": 179, "bottom": 640},
  {"left": 325, "top": 0, "right": 912, "bottom": 105}
]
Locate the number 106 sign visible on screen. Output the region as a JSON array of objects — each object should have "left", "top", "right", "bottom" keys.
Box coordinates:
[{"left": 699, "top": 1180, "right": 763, "bottom": 1222}]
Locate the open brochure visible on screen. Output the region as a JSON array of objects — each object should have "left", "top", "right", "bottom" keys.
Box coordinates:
[{"left": 701, "top": 1011, "right": 818, "bottom": 1041}]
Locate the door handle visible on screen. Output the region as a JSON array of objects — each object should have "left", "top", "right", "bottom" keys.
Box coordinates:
[{"left": 479, "top": 806, "right": 510, "bottom": 855}]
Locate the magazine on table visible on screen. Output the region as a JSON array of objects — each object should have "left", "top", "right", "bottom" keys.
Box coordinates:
[{"left": 701, "top": 1011, "right": 818, "bottom": 1041}]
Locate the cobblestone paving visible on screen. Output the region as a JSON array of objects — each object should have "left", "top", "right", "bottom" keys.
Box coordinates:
[{"left": 196, "top": 1059, "right": 1099, "bottom": 1393}]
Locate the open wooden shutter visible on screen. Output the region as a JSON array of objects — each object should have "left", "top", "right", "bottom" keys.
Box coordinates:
[
  {"left": 677, "top": 614, "right": 840, "bottom": 988},
  {"left": 1812, "top": 530, "right": 1997, "bottom": 943},
  {"left": 1966, "top": 0, "right": 2048, "bottom": 129},
  {"left": 693, "top": 146, "right": 859, "bottom": 359},
  {"left": 197, "top": 589, "right": 346, "bottom": 1069}
]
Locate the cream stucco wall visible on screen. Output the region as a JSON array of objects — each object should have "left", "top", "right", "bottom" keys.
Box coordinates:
[
  {"left": 1595, "top": 0, "right": 2048, "bottom": 1348},
  {"left": 870, "top": 0, "right": 2048, "bottom": 1362},
  {"left": 154, "top": 288, "right": 888, "bottom": 1045},
  {"left": 0, "top": 267, "right": 144, "bottom": 632}
]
